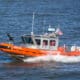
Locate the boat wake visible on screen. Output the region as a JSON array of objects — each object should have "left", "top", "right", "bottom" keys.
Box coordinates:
[{"left": 23, "top": 54, "right": 80, "bottom": 63}]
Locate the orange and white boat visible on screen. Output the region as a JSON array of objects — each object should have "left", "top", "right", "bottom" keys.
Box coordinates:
[
  {"left": 0, "top": 13, "right": 80, "bottom": 61},
  {"left": 0, "top": 29, "right": 80, "bottom": 61}
]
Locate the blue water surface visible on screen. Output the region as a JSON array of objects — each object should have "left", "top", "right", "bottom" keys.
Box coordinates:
[{"left": 0, "top": 0, "right": 80, "bottom": 80}]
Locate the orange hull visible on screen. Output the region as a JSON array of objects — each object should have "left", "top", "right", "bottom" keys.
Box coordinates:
[{"left": 0, "top": 43, "right": 80, "bottom": 58}]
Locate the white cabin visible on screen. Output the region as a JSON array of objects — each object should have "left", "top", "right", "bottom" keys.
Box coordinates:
[{"left": 21, "top": 32, "right": 59, "bottom": 50}]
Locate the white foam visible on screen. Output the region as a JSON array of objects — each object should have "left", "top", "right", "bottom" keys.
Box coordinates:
[{"left": 23, "top": 54, "right": 80, "bottom": 63}]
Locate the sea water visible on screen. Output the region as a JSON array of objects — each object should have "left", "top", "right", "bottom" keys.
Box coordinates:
[{"left": 0, "top": 0, "right": 80, "bottom": 80}]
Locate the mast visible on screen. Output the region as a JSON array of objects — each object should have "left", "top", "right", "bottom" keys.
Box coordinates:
[
  {"left": 31, "top": 12, "right": 37, "bottom": 46},
  {"left": 31, "top": 12, "right": 35, "bottom": 35}
]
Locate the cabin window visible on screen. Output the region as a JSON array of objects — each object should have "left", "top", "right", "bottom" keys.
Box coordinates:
[
  {"left": 35, "top": 39, "right": 41, "bottom": 45},
  {"left": 21, "top": 36, "right": 26, "bottom": 43},
  {"left": 43, "top": 40, "right": 48, "bottom": 46},
  {"left": 50, "top": 40, "right": 56, "bottom": 46},
  {"left": 25, "top": 36, "right": 33, "bottom": 44}
]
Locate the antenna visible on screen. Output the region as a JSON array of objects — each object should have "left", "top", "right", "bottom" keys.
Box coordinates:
[
  {"left": 31, "top": 12, "right": 35, "bottom": 35},
  {"left": 42, "top": 19, "right": 46, "bottom": 34}
]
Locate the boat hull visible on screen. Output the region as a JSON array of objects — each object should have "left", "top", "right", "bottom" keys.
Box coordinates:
[{"left": 0, "top": 43, "right": 80, "bottom": 60}]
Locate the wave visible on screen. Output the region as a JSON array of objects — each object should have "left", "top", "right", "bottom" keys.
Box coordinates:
[{"left": 23, "top": 54, "right": 80, "bottom": 63}]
